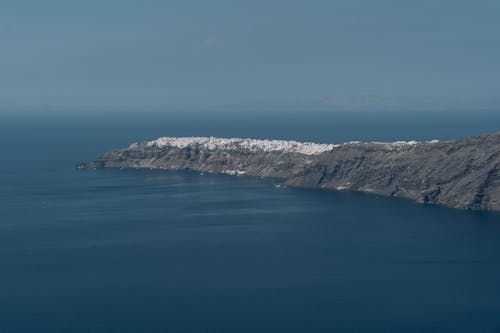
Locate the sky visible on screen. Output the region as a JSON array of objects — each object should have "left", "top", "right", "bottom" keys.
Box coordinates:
[{"left": 1, "top": 0, "right": 500, "bottom": 112}]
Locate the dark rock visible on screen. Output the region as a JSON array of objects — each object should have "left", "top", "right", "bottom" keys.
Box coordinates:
[{"left": 87, "top": 132, "right": 500, "bottom": 212}]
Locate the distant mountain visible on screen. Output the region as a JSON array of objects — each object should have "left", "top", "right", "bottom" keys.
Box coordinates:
[{"left": 219, "top": 95, "right": 438, "bottom": 112}]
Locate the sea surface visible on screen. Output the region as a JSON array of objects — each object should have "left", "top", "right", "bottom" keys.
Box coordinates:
[{"left": 1, "top": 110, "right": 500, "bottom": 332}]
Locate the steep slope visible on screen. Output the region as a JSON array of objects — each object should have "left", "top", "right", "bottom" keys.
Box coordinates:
[{"left": 84, "top": 133, "right": 500, "bottom": 211}]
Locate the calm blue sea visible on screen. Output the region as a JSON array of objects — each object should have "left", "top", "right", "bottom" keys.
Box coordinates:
[{"left": 1, "top": 110, "right": 500, "bottom": 332}]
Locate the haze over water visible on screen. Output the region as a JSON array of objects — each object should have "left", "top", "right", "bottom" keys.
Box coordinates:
[{"left": 1, "top": 110, "right": 500, "bottom": 332}]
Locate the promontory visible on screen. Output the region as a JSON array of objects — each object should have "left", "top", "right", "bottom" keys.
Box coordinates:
[{"left": 81, "top": 132, "right": 500, "bottom": 212}]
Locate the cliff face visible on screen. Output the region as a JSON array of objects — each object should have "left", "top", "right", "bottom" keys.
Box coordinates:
[{"left": 87, "top": 133, "right": 500, "bottom": 212}]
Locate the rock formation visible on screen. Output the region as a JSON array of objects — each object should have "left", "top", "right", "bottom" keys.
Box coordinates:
[{"left": 83, "top": 133, "right": 500, "bottom": 211}]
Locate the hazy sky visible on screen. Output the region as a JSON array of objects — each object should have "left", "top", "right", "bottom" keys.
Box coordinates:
[{"left": 1, "top": 0, "right": 499, "bottom": 111}]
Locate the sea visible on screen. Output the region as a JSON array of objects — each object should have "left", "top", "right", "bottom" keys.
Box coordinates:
[{"left": 1, "top": 110, "right": 500, "bottom": 332}]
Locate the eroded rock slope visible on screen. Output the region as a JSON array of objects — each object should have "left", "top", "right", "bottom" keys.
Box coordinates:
[{"left": 85, "top": 133, "right": 500, "bottom": 211}]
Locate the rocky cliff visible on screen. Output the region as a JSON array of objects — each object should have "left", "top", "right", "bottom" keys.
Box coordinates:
[{"left": 84, "top": 133, "right": 500, "bottom": 212}]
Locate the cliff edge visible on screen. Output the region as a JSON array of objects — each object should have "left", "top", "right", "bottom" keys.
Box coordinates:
[{"left": 84, "top": 133, "right": 500, "bottom": 212}]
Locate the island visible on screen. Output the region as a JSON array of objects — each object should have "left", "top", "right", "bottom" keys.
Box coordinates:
[{"left": 82, "top": 132, "right": 500, "bottom": 212}]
